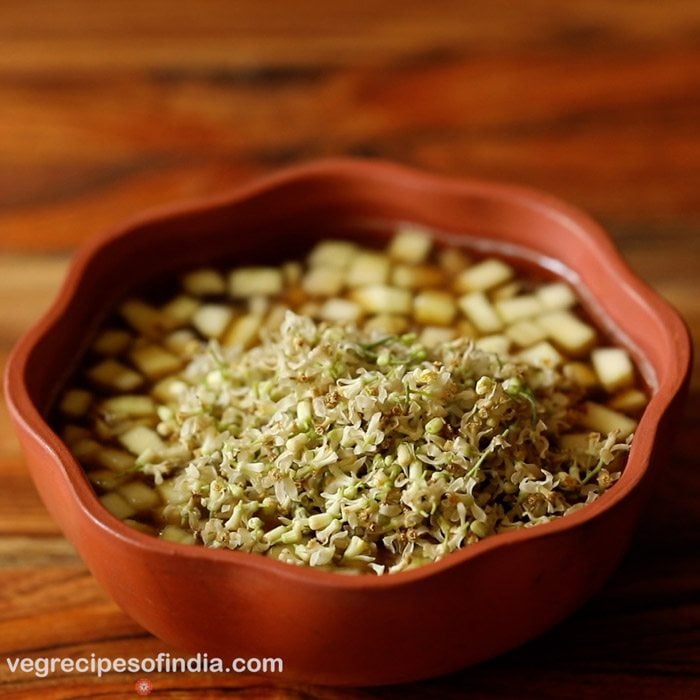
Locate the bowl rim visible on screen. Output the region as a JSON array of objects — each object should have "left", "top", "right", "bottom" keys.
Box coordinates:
[{"left": 4, "top": 157, "right": 692, "bottom": 590}]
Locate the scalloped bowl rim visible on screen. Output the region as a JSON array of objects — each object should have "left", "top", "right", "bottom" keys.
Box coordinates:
[{"left": 4, "top": 158, "right": 692, "bottom": 591}]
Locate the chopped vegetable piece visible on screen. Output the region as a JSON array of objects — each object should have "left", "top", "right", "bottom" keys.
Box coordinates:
[
  {"left": 129, "top": 344, "right": 182, "bottom": 380},
  {"left": 92, "top": 328, "right": 132, "bottom": 356},
  {"left": 506, "top": 319, "right": 547, "bottom": 348},
  {"left": 392, "top": 264, "right": 444, "bottom": 289},
  {"left": 517, "top": 340, "right": 563, "bottom": 368},
  {"left": 591, "top": 347, "right": 635, "bottom": 392},
  {"left": 458, "top": 292, "right": 503, "bottom": 333},
  {"left": 494, "top": 294, "right": 542, "bottom": 323},
  {"left": 120, "top": 299, "right": 173, "bottom": 338},
  {"left": 413, "top": 290, "right": 457, "bottom": 326},
  {"left": 161, "top": 295, "right": 200, "bottom": 325},
  {"left": 352, "top": 285, "right": 412, "bottom": 315},
  {"left": 308, "top": 240, "right": 358, "bottom": 268},
  {"left": 609, "top": 388, "right": 648, "bottom": 415},
  {"left": 563, "top": 362, "right": 599, "bottom": 389},
  {"left": 100, "top": 492, "right": 137, "bottom": 519},
  {"left": 87, "top": 359, "right": 143, "bottom": 392},
  {"left": 182, "top": 268, "right": 226, "bottom": 296},
  {"left": 345, "top": 252, "right": 390, "bottom": 287},
  {"left": 119, "top": 425, "right": 165, "bottom": 456},
  {"left": 229, "top": 267, "right": 283, "bottom": 298},
  {"left": 580, "top": 401, "right": 637, "bottom": 438},
  {"left": 191, "top": 304, "right": 234, "bottom": 339},
  {"left": 99, "top": 395, "right": 156, "bottom": 418},
  {"left": 302, "top": 266, "right": 345, "bottom": 297},
  {"left": 59, "top": 389, "right": 92, "bottom": 418},
  {"left": 319, "top": 298, "right": 362, "bottom": 323},
  {"left": 221, "top": 314, "right": 261, "bottom": 349},
  {"left": 388, "top": 225, "right": 432, "bottom": 263},
  {"left": 537, "top": 282, "right": 577, "bottom": 311},
  {"left": 537, "top": 310, "right": 596, "bottom": 356},
  {"left": 454, "top": 258, "right": 513, "bottom": 292}
]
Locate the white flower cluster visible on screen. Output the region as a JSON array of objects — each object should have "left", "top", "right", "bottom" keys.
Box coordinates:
[{"left": 147, "top": 312, "right": 630, "bottom": 574}]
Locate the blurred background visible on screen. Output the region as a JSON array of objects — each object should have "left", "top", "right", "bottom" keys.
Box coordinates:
[{"left": 1, "top": 1, "right": 698, "bottom": 697}]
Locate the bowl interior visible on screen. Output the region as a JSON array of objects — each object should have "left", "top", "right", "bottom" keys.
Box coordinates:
[{"left": 8, "top": 159, "right": 692, "bottom": 583}]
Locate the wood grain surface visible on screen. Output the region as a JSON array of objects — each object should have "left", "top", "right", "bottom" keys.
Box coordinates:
[{"left": 1, "top": 2, "right": 698, "bottom": 698}]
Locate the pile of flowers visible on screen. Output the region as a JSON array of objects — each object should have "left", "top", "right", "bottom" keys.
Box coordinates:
[{"left": 144, "top": 312, "right": 630, "bottom": 574}]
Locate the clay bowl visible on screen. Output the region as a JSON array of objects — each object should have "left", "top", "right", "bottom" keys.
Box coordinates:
[{"left": 4, "top": 159, "right": 691, "bottom": 686}]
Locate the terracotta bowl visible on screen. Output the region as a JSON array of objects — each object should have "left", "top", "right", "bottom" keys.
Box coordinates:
[{"left": 4, "top": 159, "right": 691, "bottom": 686}]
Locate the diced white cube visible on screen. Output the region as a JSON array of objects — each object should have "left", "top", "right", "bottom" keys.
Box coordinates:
[
  {"left": 319, "top": 298, "right": 362, "bottom": 323},
  {"left": 99, "top": 395, "right": 156, "bottom": 418},
  {"left": 437, "top": 247, "right": 471, "bottom": 275},
  {"left": 352, "top": 285, "right": 412, "bottom": 315},
  {"left": 413, "top": 290, "right": 457, "bottom": 326},
  {"left": 302, "top": 266, "right": 345, "bottom": 297},
  {"left": 454, "top": 258, "right": 514, "bottom": 293},
  {"left": 87, "top": 359, "right": 143, "bottom": 392},
  {"left": 388, "top": 225, "right": 432, "bottom": 263},
  {"left": 491, "top": 281, "right": 521, "bottom": 301},
  {"left": 608, "top": 388, "right": 648, "bottom": 415},
  {"left": 458, "top": 291, "right": 503, "bottom": 333},
  {"left": 345, "top": 252, "right": 390, "bottom": 287},
  {"left": 392, "top": 264, "right": 443, "bottom": 289},
  {"left": 160, "top": 525, "right": 195, "bottom": 544},
  {"left": 164, "top": 329, "right": 201, "bottom": 358},
  {"left": 129, "top": 344, "right": 182, "bottom": 379},
  {"left": 119, "top": 425, "right": 165, "bottom": 456},
  {"left": 87, "top": 469, "right": 126, "bottom": 491},
  {"left": 59, "top": 389, "right": 92, "bottom": 418},
  {"left": 263, "top": 303, "right": 290, "bottom": 331},
  {"left": 151, "top": 377, "right": 187, "bottom": 405},
  {"left": 307, "top": 240, "right": 358, "bottom": 268},
  {"left": 100, "top": 492, "right": 137, "bottom": 520},
  {"left": 562, "top": 362, "right": 598, "bottom": 388},
  {"left": 559, "top": 433, "right": 592, "bottom": 451},
  {"left": 475, "top": 334, "right": 511, "bottom": 355},
  {"left": 495, "top": 294, "right": 543, "bottom": 323},
  {"left": 118, "top": 481, "right": 161, "bottom": 511},
  {"left": 364, "top": 315, "right": 409, "bottom": 335},
  {"left": 181, "top": 268, "right": 226, "bottom": 296},
  {"left": 537, "top": 310, "right": 596, "bottom": 356},
  {"left": 222, "top": 314, "right": 262, "bottom": 349},
  {"left": 93, "top": 446, "right": 136, "bottom": 472},
  {"left": 591, "top": 347, "right": 635, "bottom": 392},
  {"left": 580, "top": 401, "right": 637, "bottom": 438},
  {"left": 517, "top": 340, "right": 563, "bottom": 368},
  {"left": 157, "top": 479, "right": 190, "bottom": 506},
  {"left": 505, "top": 319, "right": 547, "bottom": 348},
  {"left": 161, "top": 295, "right": 200, "bottom": 325},
  {"left": 191, "top": 304, "right": 234, "bottom": 339},
  {"left": 229, "top": 267, "right": 283, "bottom": 298},
  {"left": 91, "top": 328, "right": 132, "bottom": 356},
  {"left": 119, "top": 299, "right": 174, "bottom": 338},
  {"left": 537, "top": 282, "right": 577, "bottom": 311},
  {"left": 419, "top": 326, "right": 456, "bottom": 348}
]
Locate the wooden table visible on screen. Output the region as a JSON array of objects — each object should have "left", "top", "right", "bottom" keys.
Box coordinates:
[{"left": 1, "top": 2, "right": 698, "bottom": 697}]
